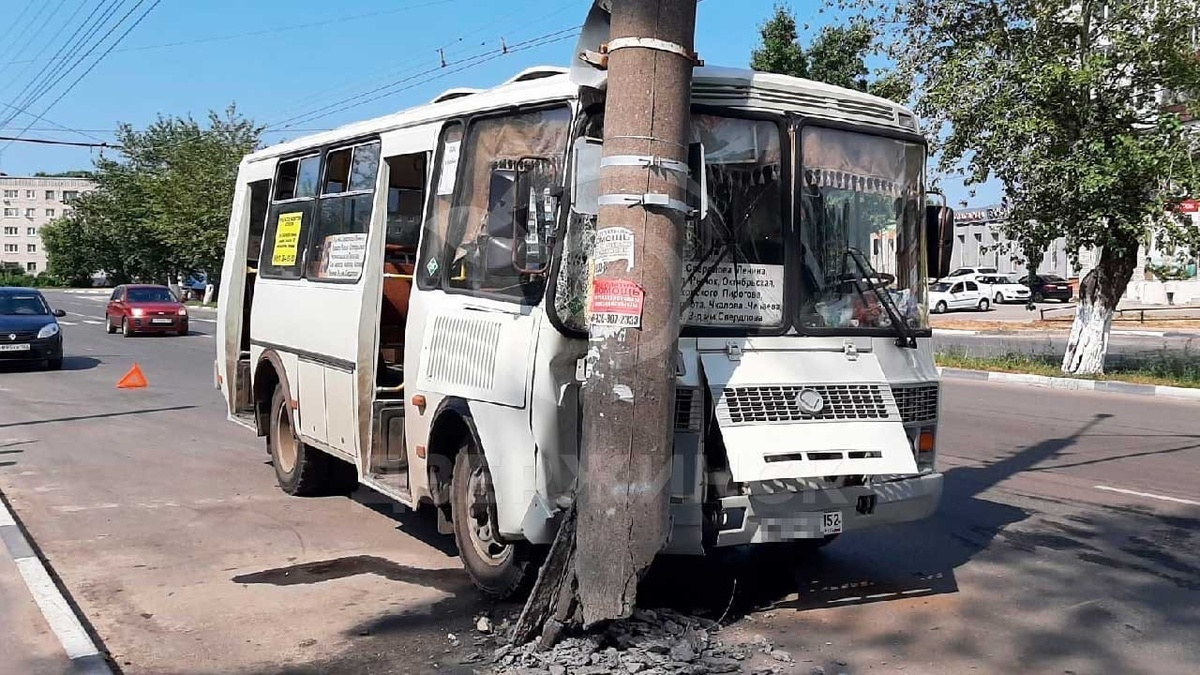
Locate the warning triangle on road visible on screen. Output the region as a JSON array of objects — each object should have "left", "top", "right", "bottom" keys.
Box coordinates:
[{"left": 116, "top": 364, "right": 148, "bottom": 389}]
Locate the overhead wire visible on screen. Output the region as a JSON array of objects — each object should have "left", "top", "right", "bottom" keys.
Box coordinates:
[
  {"left": 1, "top": 0, "right": 163, "bottom": 155},
  {"left": 0, "top": 0, "right": 69, "bottom": 89},
  {"left": 0, "top": 0, "right": 129, "bottom": 131},
  {"left": 0, "top": 0, "right": 459, "bottom": 67},
  {"left": 267, "top": 26, "right": 579, "bottom": 131},
  {"left": 0, "top": 0, "right": 101, "bottom": 131},
  {"left": 0, "top": 2, "right": 39, "bottom": 63}
]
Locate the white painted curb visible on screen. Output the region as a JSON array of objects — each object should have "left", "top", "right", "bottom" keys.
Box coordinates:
[
  {"left": 938, "top": 367, "right": 1200, "bottom": 402},
  {"left": 0, "top": 496, "right": 112, "bottom": 674},
  {"left": 932, "top": 329, "right": 980, "bottom": 336}
]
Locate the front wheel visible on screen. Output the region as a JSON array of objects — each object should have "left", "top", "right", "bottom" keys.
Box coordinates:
[
  {"left": 106, "top": 316, "right": 116, "bottom": 334},
  {"left": 994, "top": 292, "right": 1005, "bottom": 304},
  {"left": 977, "top": 298, "right": 990, "bottom": 312},
  {"left": 934, "top": 300, "right": 948, "bottom": 314},
  {"left": 121, "top": 318, "right": 133, "bottom": 338},
  {"left": 46, "top": 358, "right": 63, "bottom": 371},
  {"left": 451, "top": 442, "right": 539, "bottom": 600}
]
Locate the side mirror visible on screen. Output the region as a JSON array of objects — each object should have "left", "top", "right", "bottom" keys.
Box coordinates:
[
  {"left": 571, "top": 137, "right": 602, "bottom": 216},
  {"left": 53, "top": 309, "right": 66, "bottom": 318},
  {"left": 687, "top": 142, "right": 708, "bottom": 221},
  {"left": 925, "top": 205, "right": 955, "bottom": 279}
]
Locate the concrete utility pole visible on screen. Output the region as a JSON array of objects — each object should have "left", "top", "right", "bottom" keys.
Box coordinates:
[
  {"left": 577, "top": 0, "right": 699, "bottom": 627},
  {"left": 513, "top": 0, "right": 699, "bottom": 645}
]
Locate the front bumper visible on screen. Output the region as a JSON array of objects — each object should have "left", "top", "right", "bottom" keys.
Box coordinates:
[
  {"left": 0, "top": 335, "right": 62, "bottom": 363},
  {"left": 1000, "top": 291, "right": 1031, "bottom": 302},
  {"left": 711, "top": 472, "right": 943, "bottom": 546},
  {"left": 130, "top": 316, "right": 188, "bottom": 333}
]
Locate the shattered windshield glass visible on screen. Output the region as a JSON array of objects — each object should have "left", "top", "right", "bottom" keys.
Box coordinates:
[{"left": 796, "top": 126, "right": 928, "bottom": 332}]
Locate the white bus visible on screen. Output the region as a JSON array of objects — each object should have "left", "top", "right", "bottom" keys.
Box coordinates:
[{"left": 216, "top": 57, "right": 954, "bottom": 599}]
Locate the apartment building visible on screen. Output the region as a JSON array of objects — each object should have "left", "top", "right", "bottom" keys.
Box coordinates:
[{"left": 0, "top": 175, "right": 93, "bottom": 276}]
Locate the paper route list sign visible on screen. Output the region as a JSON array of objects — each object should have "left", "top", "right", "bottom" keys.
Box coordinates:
[
  {"left": 589, "top": 278, "right": 645, "bottom": 328},
  {"left": 682, "top": 261, "right": 784, "bottom": 326}
]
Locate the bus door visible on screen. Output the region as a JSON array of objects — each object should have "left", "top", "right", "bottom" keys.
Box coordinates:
[{"left": 403, "top": 108, "right": 573, "bottom": 503}]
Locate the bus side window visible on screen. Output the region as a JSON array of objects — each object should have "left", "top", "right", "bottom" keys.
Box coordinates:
[
  {"left": 304, "top": 141, "right": 381, "bottom": 282},
  {"left": 439, "top": 106, "right": 571, "bottom": 303},
  {"left": 384, "top": 153, "right": 428, "bottom": 266},
  {"left": 261, "top": 155, "right": 319, "bottom": 280}
]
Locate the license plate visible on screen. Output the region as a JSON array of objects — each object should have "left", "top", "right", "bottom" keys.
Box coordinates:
[
  {"left": 0, "top": 343, "right": 30, "bottom": 352},
  {"left": 1057, "top": 285, "right": 1068, "bottom": 290},
  {"left": 151, "top": 318, "right": 173, "bottom": 325},
  {"left": 822, "top": 511, "right": 843, "bottom": 535}
]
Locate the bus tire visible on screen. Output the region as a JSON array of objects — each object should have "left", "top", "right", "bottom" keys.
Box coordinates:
[
  {"left": 267, "top": 385, "right": 330, "bottom": 497},
  {"left": 450, "top": 440, "right": 538, "bottom": 600}
]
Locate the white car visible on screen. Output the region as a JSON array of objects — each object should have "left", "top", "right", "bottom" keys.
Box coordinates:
[
  {"left": 929, "top": 279, "right": 991, "bottom": 313},
  {"left": 940, "top": 266, "right": 999, "bottom": 282},
  {"left": 977, "top": 274, "right": 1031, "bottom": 304}
]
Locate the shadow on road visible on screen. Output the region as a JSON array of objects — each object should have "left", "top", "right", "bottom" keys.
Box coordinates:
[{"left": 0, "top": 405, "right": 196, "bottom": 429}]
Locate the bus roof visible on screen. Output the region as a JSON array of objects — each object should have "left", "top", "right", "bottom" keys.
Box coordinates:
[{"left": 245, "top": 65, "right": 920, "bottom": 165}]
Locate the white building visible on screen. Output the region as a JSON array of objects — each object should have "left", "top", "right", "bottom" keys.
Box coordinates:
[{"left": 0, "top": 175, "right": 94, "bottom": 276}]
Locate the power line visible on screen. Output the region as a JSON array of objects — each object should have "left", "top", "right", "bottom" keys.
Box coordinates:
[
  {"left": 1, "top": 0, "right": 163, "bottom": 154},
  {"left": 0, "top": 135, "right": 116, "bottom": 148},
  {"left": 0, "top": 100, "right": 105, "bottom": 143},
  {"left": 0, "top": 0, "right": 459, "bottom": 67},
  {"left": 0, "top": 0, "right": 67, "bottom": 89},
  {"left": 0, "top": 1, "right": 129, "bottom": 131},
  {"left": 268, "top": 25, "right": 580, "bottom": 131},
  {"left": 0, "top": 0, "right": 99, "bottom": 130},
  {"left": 0, "top": 2, "right": 38, "bottom": 62}
]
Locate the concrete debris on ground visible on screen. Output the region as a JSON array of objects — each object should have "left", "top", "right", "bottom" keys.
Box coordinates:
[{"left": 480, "top": 608, "right": 804, "bottom": 675}]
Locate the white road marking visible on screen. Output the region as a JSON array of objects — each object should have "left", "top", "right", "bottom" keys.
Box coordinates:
[
  {"left": 59, "top": 321, "right": 78, "bottom": 326},
  {"left": 81, "top": 320, "right": 103, "bottom": 325},
  {"left": 0, "top": 497, "right": 110, "bottom": 671},
  {"left": 1094, "top": 485, "right": 1200, "bottom": 507}
]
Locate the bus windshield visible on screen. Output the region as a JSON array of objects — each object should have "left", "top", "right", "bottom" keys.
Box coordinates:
[{"left": 796, "top": 126, "right": 928, "bottom": 333}]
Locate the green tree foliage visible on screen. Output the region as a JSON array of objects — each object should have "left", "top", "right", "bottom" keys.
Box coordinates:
[
  {"left": 750, "top": 4, "right": 899, "bottom": 97},
  {"left": 42, "top": 105, "right": 261, "bottom": 286},
  {"left": 839, "top": 0, "right": 1200, "bottom": 374}
]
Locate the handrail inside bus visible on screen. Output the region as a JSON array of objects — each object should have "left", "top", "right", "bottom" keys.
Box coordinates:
[
  {"left": 384, "top": 273, "right": 414, "bottom": 280},
  {"left": 376, "top": 383, "right": 405, "bottom": 394}
]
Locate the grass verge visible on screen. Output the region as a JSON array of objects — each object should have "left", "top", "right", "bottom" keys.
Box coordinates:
[{"left": 935, "top": 348, "right": 1200, "bottom": 389}]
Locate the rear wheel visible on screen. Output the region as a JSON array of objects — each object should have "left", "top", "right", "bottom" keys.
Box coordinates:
[
  {"left": 267, "top": 385, "right": 335, "bottom": 496},
  {"left": 977, "top": 298, "right": 990, "bottom": 312},
  {"left": 1032, "top": 291, "right": 1045, "bottom": 303},
  {"left": 450, "top": 440, "right": 539, "bottom": 600},
  {"left": 934, "top": 300, "right": 948, "bottom": 314}
]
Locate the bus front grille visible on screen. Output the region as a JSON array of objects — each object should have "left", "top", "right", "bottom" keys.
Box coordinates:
[{"left": 717, "top": 384, "right": 896, "bottom": 425}]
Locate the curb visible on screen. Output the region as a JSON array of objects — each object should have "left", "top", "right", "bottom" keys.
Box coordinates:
[
  {"left": 938, "top": 367, "right": 1200, "bottom": 402},
  {"left": 0, "top": 492, "right": 114, "bottom": 674},
  {"left": 934, "top": 328, "right": 1199, "bottom": 339}
]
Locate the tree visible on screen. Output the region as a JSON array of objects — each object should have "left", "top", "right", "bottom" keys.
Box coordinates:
[
  {"left": 857, "top": 0, "right": 1200, "bottom": 374},
  {"left": 751, "top": 4, "right": 897, "bottom": 96},
  {"left": 43, "top": 106, "right": 261, "bottom": 286}
]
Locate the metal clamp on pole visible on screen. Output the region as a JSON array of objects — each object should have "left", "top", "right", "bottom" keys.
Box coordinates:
[
  {"left": 601, "top": 154, "right": 690, "bottom": 175},
  {"left": 605, "top": 37, "right": 703, "bottom": 65},
  {"left": 599, "top": 193, "right": 693, "bottom": 216}
]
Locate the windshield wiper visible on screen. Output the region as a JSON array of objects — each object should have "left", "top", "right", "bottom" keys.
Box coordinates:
[{"left": 844, "top": 247, "right": 918, "bottom": 349}]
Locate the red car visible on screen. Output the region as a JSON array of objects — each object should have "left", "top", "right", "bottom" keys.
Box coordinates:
[{"left": 105, "top": 284, "right": 190, "bottom": 337}]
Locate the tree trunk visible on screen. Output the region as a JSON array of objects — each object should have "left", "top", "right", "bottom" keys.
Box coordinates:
[{"left": 1061, "top": 246, "right": 1138, "bottom": 375}]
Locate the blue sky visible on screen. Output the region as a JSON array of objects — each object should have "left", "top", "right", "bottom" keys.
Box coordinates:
[{"left": 0, "top": 0, "right": 994, "bottom": 205}]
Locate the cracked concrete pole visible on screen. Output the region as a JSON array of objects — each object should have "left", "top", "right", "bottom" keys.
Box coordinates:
[{"left": 575, "top": 0, "right": 699, "bottom": 627}]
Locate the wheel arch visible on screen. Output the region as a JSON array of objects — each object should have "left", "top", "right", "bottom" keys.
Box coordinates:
[{"left": 253, "top": 349, "right": 293, "bottom": 438}]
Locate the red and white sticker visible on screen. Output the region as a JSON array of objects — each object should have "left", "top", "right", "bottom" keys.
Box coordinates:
[{"left": 590, "top": 278, "right": 645, "bottom": 328}]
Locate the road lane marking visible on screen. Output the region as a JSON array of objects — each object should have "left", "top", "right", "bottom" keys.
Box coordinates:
[
  {"left": 0, "top": 497, "right": 111, "bottom": 672},
  {"left": 81, "top": 320, "right": 103, "bottom": 325},
  {"left": 1094, "top": 485, "right": 1199, "bottom": 507},
  {"left": 59, "top": 321, "right": 78, "bottom": 326}
]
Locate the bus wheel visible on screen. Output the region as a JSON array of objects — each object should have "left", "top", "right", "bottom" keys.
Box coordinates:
[
  {"left": 267, "top": 385, "right": 330, "bottom": 497},
  {"left": 451, "top": 441, "right": 538, "bottom": 600}
]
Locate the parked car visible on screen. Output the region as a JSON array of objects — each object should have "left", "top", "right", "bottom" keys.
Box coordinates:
[
  {"left": 0, "top": 287, "right": 66, "bottom": 370},
  {"left": 940, "top": 266, "right": 999, "bottom": 282},
  {"left": 977, "top": 274, "right": 1032, "bottom": 304},
  {"left": 105, "top": 284, "right": 189, "bottom": 337},
  {"left": 929, "top": 279, "right": 991, "bottom": 313},
  {"left": 1020, "top": 274, "right": 1073, "bottom": 302}
]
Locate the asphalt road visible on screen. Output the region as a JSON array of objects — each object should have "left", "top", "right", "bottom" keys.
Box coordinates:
[{"left": 1, "top": 289, "right": 1197, "bottom": 675}]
